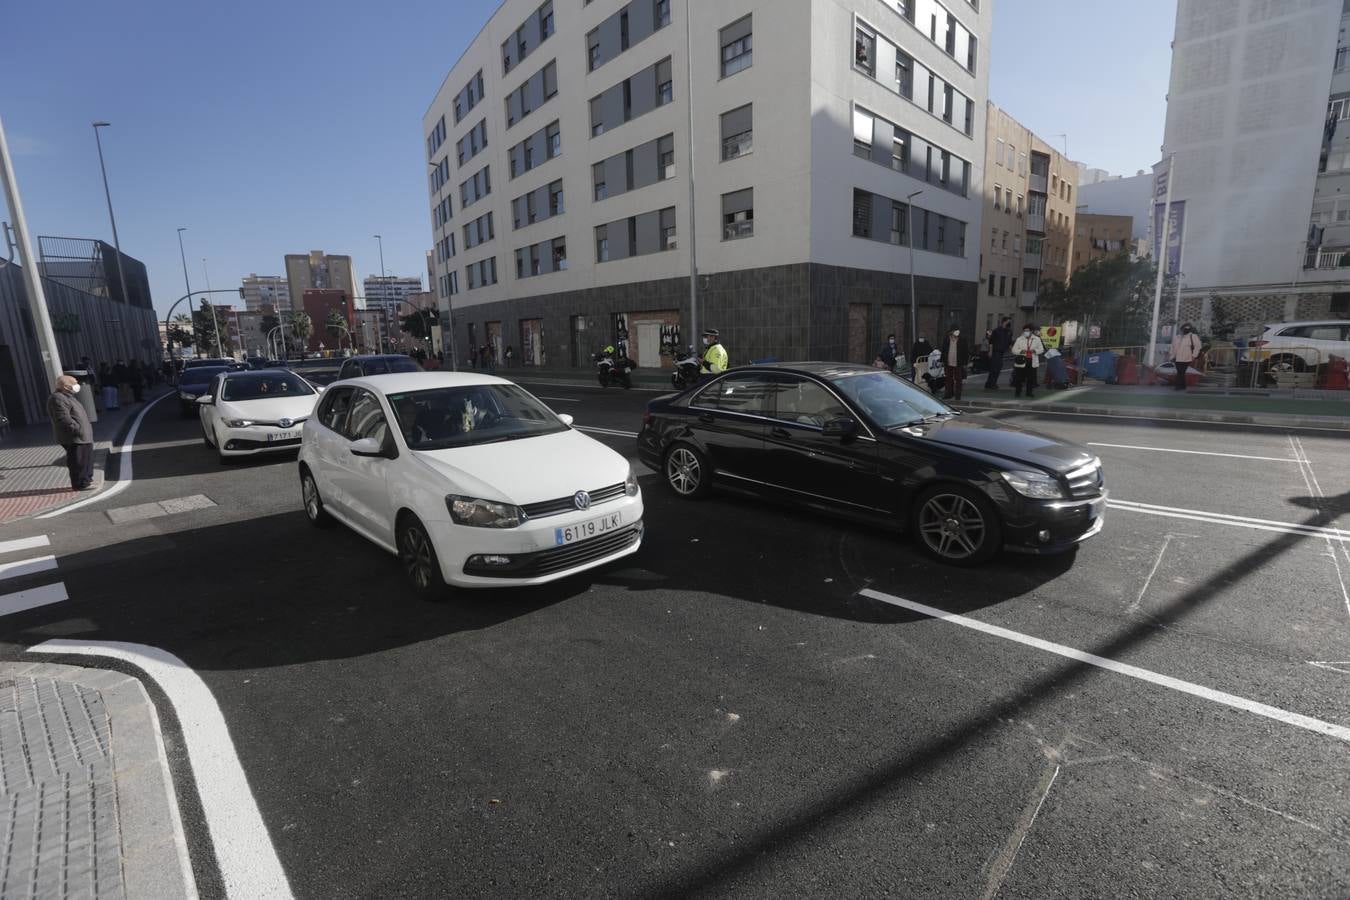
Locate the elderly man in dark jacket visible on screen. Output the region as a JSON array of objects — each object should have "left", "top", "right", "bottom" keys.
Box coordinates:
[{"left": 47, "top": 375, "right": 95, "bottom": 491}]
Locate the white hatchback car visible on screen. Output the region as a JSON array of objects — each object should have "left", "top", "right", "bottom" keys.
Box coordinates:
[
  {"left": 1249, "top": 320, "right": 1350, "bottom": 371},
  {"left": 198, "top": 369, "right": 321, "bottom": 463},
  {"left": 297, "top": 372, "right": 644, "bottom": 596}
]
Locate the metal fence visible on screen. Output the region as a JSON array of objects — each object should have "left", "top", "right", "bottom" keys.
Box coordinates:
[{"left": 37, "top": 235, "right": 153, "bottom": 309}]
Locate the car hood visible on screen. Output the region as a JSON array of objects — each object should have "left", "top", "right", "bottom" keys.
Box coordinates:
[
  {"left": 218, "top": 395, "right": 317, "bottom": 421},
  {"left": 410, "top": 428, "right": 630, "bottom": 504},
  {"left": 897, "top": 414, "right": 1095, "bottom": 473}
]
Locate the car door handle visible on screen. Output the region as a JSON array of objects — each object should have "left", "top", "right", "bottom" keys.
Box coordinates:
[{"left": 770, "top": 427, "right": 791, "bottom": 439}]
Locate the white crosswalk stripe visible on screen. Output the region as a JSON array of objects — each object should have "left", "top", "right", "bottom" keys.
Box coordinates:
[{"left": 0, "top": 535, "right": 68, "bottom": 619}]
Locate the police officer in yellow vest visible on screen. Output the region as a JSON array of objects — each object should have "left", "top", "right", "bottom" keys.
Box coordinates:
[{"left": 699, "top": 328, "right": 728, "bottom": 377}]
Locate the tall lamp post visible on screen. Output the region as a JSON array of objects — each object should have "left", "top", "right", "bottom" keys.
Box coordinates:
[
  {"left": 905, "top": 190, "right": 923, "bottom": 351},
  {"left": 92, "top": 122, "right": 133, "bottom": 361},
  {"left": 373, "top": 234, "right": 389, "bottom": 352},
  {"left": 176, "top": 227, "right": 194, "bottom": 356},
  {"left": 201, "top": 257, "right": 225, "bottom": 359}
]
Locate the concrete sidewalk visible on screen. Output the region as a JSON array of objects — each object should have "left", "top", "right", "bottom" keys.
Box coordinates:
[
  {"left": 0, "top": 388, "right": 169, "bottom": 524},
  {"left": 0, "top": 662, "right": 196, "bottom": 899}
]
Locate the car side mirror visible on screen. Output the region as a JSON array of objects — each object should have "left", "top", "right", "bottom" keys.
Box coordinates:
[
  {"left": 349, "top": 436, "right": 383, "bottom": 457},
  {"left": 822, "top": 417, "right": 857, "bottom": 439},
  {"left": 557, "top": 413, "right": 574, "bottom": 427},
  {"left": 196, "top": 395, "right": 214, "bottom": 406}
]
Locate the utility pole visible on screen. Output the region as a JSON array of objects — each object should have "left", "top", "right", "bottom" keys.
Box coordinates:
[
  {"left": 906, "top": 190, "right": 923, "bottom": 352},
  {"left": 683, "top": 0, "right": 700, "bottom": 350},
  {"left": 202, "top": 257, "right": 225, "bottom": 359},
  {"left": 1147, "top": 154, "right": 1176, "bottom": 368},
  {"left": 176, "top": 227, "right": 195, "bottom": 355},
  {"left": 1171, "top": 212, "right": 1188, "bottom": 330},
  {"left": 0, "top": 113, "right": 65, "bottom": 386},
  {"left": 91, "top": 122, "right": 133, "bottom": 363}
]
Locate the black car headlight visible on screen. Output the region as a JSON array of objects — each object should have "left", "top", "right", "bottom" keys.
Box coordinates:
[
  {"left": 446, "top": 495, "right": 526, "bottom": 528},
  {"left": 999, "top": 470, "right": 1065, "bottom": 500}
]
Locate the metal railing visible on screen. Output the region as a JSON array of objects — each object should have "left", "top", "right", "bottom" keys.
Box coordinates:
[{"left": 1303, "top": 248, "right": 1350, "bottom": 269}]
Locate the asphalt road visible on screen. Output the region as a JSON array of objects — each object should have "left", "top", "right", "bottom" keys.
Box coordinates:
[{"left": 0, "top": 376, "right": 1347, "bottom": 898}]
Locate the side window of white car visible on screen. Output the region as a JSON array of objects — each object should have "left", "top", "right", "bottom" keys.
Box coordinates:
[
  {"left": 346, "top": 390, "right": 390, "bottom": 445},
  {"left": 320, "top": 387, "right": 354, "bottom": 433}
]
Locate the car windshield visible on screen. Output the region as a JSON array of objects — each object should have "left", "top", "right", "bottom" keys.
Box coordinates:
[
  {"left": 828, "top": 371, "right": 953, "bottom": 428},
  {"left": 182, "top": 367, "right": 229, "bottom": 384},
  {"left": 387, "top": 384, "right": 566, "bottom": 450},
  {"left": 221, "top": 372, "right": 316, "bottom": 402}
]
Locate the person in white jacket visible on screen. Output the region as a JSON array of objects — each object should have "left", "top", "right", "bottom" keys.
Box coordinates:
[
  {"left": 1009, "top": 325, "right": 1045, "bottom": 399},
  {"left": 1170, "top": 322, "right": 1202, "bottom": 391}
]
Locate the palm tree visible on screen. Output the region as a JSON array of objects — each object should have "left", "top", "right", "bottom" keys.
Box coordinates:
[
  {"left": 286, "top": 311, "right": 313, "bottom": 352},
  {"left": 325, "top": 311, "right": 351, "bottom": 349},
  {"left": 167, "top": 313, "right": 194, "bottom": 348}
]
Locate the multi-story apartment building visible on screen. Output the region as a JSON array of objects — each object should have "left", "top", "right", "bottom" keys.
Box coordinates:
[
  {"left": 1161, "top": 0, "right": 1350, "bottom": 332},
  {"left": 424, "top": 0, "right": 990, "bottom": 370},
  {"left": 239, "top": 274, "right": 289, "bottom": 313},
  {"left": 1070, "top": 213, "right": 1133, "bottom": 277},
  {"left": 976, "top": 102, "right": 1077, "bottom": 332},
  {"left": 362, "top": 275, "right": 425, "bottom": 307},
  {"left": 283, "top": 251, "right": 357, "bottom": 314}
]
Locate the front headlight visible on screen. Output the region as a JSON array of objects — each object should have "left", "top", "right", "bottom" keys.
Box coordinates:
[
  {"left": 625, "top": 465, "right": 640, "bottom": 497},
  {"left": 223, "top": 419, "right": 254, "bottom": 428},
  {"left": 999, "top": 470, "right": 1065, "bottom": 500},
  {"left": 178, "top": 391, "right": 197, "bottom": 400},
  {"left": 446, "top": 495, "right": 526, "bottom": 528}
]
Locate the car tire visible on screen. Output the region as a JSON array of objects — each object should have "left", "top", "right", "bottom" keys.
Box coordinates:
[
  {"left": 911, "top": 484, "right": 1002, "bottom": 565},
  {"left": 664, "top": 443, "right": 711, "bottom": 500},
  {"left": 300, "top": 467, "right": 333, "bottom": 528},
  {"left": 396, "top": 514, "right": 447, "bottom": 600},
  {"left": 202, "top": 421, "right": 214, "bottom": 448}
]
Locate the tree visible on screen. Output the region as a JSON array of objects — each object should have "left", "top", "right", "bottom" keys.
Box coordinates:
[
  {"left": 400, "top": 308, "right": 438, "bottom": 340},
  {"left": 325, "top": 311, "right": 351, "bottom": 348},
  {"left": 192, "top": 302, "right": 234, "bottom": 355},
  {"left": 166, "top": 313, "right": 194, "bottom": 349},
  {"left": 1037, "top": 255, "right": 1158, "bottom": 347},
  {"left": 286, "top": 310, "right": 313, "bottom": 352}
]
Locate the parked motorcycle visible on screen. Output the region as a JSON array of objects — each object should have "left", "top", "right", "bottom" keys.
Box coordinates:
[
  {"left": 595, "top": 351, "right": 634, "bottom": 389},
  {"left": 671, "top": 347, "right": 701, "bottom": 390}
]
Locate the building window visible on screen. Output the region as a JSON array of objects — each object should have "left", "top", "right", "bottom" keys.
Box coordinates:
[
  {"left": 990, "top": 227, "right": 998, "bottom": 251},
  {"left": 1016, "top": 195, "right": 1023, "bottom": 217},
  {"left": 889, "top": 202, "right": 908, "bottom": 246},
  {"left": 852, "top": 189, "right": 872, "bottom": 238},
  {"left": 722, "top": 189, "right": 754, "bottom": 240},
  {"left": 720, "top": 16, "right": 752, "bottom": 77},
  {"left": 552, "top": 237, "right": 568, "bottom": 270},
  {"left": 656, "top": 0, "right": 671, "bottom": 27},
  {"left": 547, "top": 122, "right": 561, "bottom": 157},
  {"left": 999, "top": 275, "right": 1006, "bottom": 296},
  {"left": 855, "top": 26, "right": 876, "bottom": 76},
  {"left": 1010, "top": 277, "right": 1017, "bottom": 295},
  {"left": 896, "top": 51, "right": 913, "bottom": 99},
  {"left": 596, "top": 228, "right": 610, "bottom": 262},
  {"left": 853, "top": 107, "right": 873, "bottom": 159},
  {"left": 1001, "top": 231, "right": 1008, "bottom": 251},
  {"left": 593, "top": 163, "right": 607, "bottom": 200},
  {"left": 1013, "top": 236, "right": 1021, "bottom": 253},
  {"left": 658, "top": 134, "right": 675, "bottom": 177},
  {"left": 993, "top": 186, "right": 1002, "bottom": 210},
  {"left": 549, "top": 180, "right": 564, "bottom": 215},
  {"left": 660, "top": 207, "right": 677, "bottom": 249},
  {"left": 588, "top": 33, "right": 602, "bottom": 70},
  {"left": 996, "top": 138, "right": 1004, "bottom": 168},
  {"left": 720, "top": 104, "right": 752, "bottom": 161},
  {"left": 987, "top": 273, "right": 995, "bottom": 295}
]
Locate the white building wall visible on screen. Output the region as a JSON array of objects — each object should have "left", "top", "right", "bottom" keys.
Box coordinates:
[{"left": 1162, "top": 0, "right": 1340, "bottom": 290}]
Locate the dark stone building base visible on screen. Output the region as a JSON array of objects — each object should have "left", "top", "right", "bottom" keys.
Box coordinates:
[{"left": 449, "top": 261, "right": 977, "bottom": 369}]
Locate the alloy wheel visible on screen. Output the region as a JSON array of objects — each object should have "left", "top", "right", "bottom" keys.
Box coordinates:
[
  {"left": 666, "top": 447, "right": 701, "bottom": 495},
  {"left": 399, "top": 523, "right": 435, "bottom": 590},
  {"left": 302, "top": 475, "right": 320, "bottom": 521},
  {"left": 917, "top": 492, "right": 987, "bottom": 560}
]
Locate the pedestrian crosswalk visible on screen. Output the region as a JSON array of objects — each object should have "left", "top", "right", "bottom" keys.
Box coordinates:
[{"left": 0, "top": 535, "right": 67, "bottom": 618}]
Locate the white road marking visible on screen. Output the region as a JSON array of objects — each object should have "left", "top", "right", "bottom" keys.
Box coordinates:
[
  {"left": 1288, "top": 435, "right": 1350, "bottom": 619},
  {"left": 0, "top": 582, "right": 68, "bottom": 616},
  {"left": 1087, "top": 442, "right": 1297, "bottom": 463},
  {"left": 1309, "top": 661, "right": 1350, "bottom": 676},
  {"left": 576, "top": 426, "right": 640, "bottom": 438},
  {"left": 1107, "top": 499, "right": 1350, "bottom": 541},
  {"left": 1129, "top": 534, "right": 1195, "bottom": 615},
  {"left": 0, "top": 535, "right": 51, "bottom": 555},
  {"left": 980, "top": 762, "right": 1060, "bottom": 900},
  {"left": 535, "top": 396, "right": 581, "bottom": 403},
  {"left": 39, "top": 392, "right": 173, "bottom": 518},
  {"left": 976, "top": 406, "right": 1350, "bottom": 433},
  {"left": 859, "top": 588, "right": 1350, "bottom": 743},
  {"left": 0, "top": 554, "right": 57, "bottom": 582},
  {"left": 27, "top": 640, "right": 294, "bottom": 899}
]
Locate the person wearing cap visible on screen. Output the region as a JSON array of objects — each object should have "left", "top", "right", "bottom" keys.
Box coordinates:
[{"left": 700, "top": 328, "right": 728, "bottom": 377}]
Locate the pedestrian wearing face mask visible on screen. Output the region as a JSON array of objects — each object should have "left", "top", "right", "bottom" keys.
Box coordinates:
[
  {"left": 1170, "top": 322, "right": 1202, "bottom": 391},
  {"left": 942, "top": 327, "right": 970, "bottom": 401},
  {"left": 1010, "top": 324, "right": 1046, "bottom": 399},
  {"left": 47, "top": 375, "right": 95, "bottom": 491},
  {"left": 878, "top": 334, "right": 898, "bottom": 372},
  {"left": 699, "top": 328, "right": 728, "bottom": 377}
]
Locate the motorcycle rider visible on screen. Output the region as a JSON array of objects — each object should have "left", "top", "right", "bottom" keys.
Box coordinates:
[{"left": 699, "top": 328, "right": 728, "bottom": 379}]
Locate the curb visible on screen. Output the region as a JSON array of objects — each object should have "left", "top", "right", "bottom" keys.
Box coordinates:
[
  {"left": 0, "top": 662, "right": 197, "bottom": 899},
  {"left": 953, "top": 399, "right": 1350, "bottom": 431}
]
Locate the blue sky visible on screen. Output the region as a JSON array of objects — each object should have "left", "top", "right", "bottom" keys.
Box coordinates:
[{"left": 1, "top": 0, "right": 1176, "bottom": 318}]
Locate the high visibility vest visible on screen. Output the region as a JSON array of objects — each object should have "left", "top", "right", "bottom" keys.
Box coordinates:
[{"left": 701, "top": 343, "right": 728, "bottom": 373}]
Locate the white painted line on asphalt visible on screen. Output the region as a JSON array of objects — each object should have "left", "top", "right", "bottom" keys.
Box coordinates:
[
  {"left": 536, "top": 396, "right": 581, "bottom": 403},
  {"left": 0, "top": 554, "right": 57, "bottom": 582},
  {"left": 0, "top": 582, "right": 68, "bottom": 616},
  {"left": 1087, "top": 442, "right": 1298, "bottom": 463},
  {"left": 0, "top": 535, "right": 51, "bottom": 555},
  {"left": 1107, "top": 499, "right": 1350, "bottom": 541},
  {"left": 576, "top": 426, "right": 641, "bottom": 438},
  {"left": 859, "top": 588, "right": 1350, "bottom": 744},
  {"left": 27, "top": 640, "right": 293, "bottom": 899},
  {"left": 1289, "top": 435, "right": 1350, "bottom": 620},
  {"left": 1128, "top": 534, "right": 1195, "bottom": 615},
  {"left": 977, "top": 407, "right": 1350, "bottom": 433},
  {"left": 39, "top": 392, "right": 173, "bottom": 519},
  {"left": 1309, "top": 661, "right": 1350, "bottom": 676}
]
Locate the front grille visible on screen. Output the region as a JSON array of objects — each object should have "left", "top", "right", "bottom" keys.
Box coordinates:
[
  {"left": 521, "top": 481, "right": 626, "bottom": 519},
  {"left": 227, "top": 437, "right": 302, "bottom": 450},
  {"left": 463, "top": 524, "right": 642, "bottom": 577},
  {"left": 1064, "top": 461, "right": 1103, "bottom": 498}
]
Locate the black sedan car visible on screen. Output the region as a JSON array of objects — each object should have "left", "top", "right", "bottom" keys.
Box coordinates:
[
  {"left": 177, "top": 366, "right": 232, "bottom": 417},
  {"left": 637, "top": 363, "right": 1105, "bottom": 564}
]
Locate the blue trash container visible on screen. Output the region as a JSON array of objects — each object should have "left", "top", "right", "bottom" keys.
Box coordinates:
[{"left": 1084, "top": 350, "right": 1117, "bottom": 381}]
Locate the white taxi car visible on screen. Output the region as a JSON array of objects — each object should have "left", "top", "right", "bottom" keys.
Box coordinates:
[
  {"left": 198, "top": 369, "right": 321, "bottom": 463},
  {"left": 297, "top": 372, "right": 643, "bottom": 597}
]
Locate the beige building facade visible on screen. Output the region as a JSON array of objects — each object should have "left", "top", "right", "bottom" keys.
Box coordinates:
[
  {"left": 977, "top": 102, "right": 1078, "bottom": 332},
  {"left": 283, "top": 251, "right": 357, "bottom": 313},
  {"left": 1071, "top": 213, "right": 1132, "bottom": 277}
]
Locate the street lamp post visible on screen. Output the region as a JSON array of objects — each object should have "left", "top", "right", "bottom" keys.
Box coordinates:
[
  {"left": 905, "top": 190, "right": 923, "bottom": 353},
  {"left": 201, "top": 257, "right": 225, "bottom": 359},
  {"left": 176, "top": 227, "right": 195, "bottom": 356},
  {"left": 92, "top": 122, "right": 134, "bottom": 362}
]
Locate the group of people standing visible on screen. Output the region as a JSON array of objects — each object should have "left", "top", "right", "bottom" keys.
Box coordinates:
[
  {"left": 91, "top": 358, "right": 158, "bottom": 410},
  {"left": 879, "top": 317, "right": 1048, "bottom": 403}
]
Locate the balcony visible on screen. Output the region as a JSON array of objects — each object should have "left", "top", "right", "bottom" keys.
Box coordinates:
[
  {"left": 1022, "top": 250, "right": 1041, "bottom": 269},
  {"left": 1304, "top": 246, "right": 1350, "bottom": 269},
  {"left": 1020, "top": 291, "right": 1038, "bottom": 309},
  {"left": 1026, "top": 212, "right": 1046, "bottom": 233},
  {"left": 1029, "top": 172, "right": 1048, "bottom": 193}
]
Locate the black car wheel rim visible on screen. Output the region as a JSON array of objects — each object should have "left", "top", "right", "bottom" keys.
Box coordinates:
[
  {"left": 918, "top": 493, "right": 986, "bottom": 560},
  {"left": 667, "top": 448, "right": 701, "bottom": 495},
  {"left": 400, "top": 525, "right": 434, "bottom": 589},
  {"left": 302, "top": 476, "right": 320, "bottom": 520}
]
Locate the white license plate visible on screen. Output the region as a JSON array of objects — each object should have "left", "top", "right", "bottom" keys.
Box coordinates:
[
  {"left": 555, "top": 512, "right": 623, "bottom": 546},
  {"left": 266, "top": 430, "right": 301, "bottom": 443}
]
